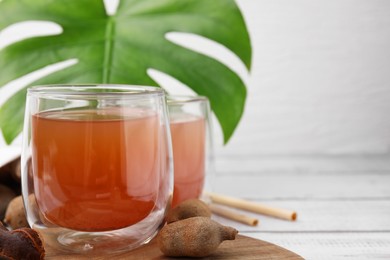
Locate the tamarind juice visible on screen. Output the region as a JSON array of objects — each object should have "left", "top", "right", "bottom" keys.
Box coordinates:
[
  {"left": 170, "top": 114, "right": 206, "bottom": 207},
  {"left": 31, "top": 108, "right": 163, "bottom": 231}
]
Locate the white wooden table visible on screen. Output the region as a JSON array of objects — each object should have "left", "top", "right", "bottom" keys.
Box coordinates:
[
  {"left": 2, "top": 147, "right": 390, "bottom": 259},
  {"left": 210, "top": 155, "right": 390, "bottom": 259}
]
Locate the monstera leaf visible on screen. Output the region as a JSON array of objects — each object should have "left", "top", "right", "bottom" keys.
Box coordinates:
[{"left": 0, "top": 0, "right": 251, "bottom": 144}]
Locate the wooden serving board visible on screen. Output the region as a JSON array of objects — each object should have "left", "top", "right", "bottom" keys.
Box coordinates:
[{"left": 45, "top": 235, "right": 303, "bottom": 259}]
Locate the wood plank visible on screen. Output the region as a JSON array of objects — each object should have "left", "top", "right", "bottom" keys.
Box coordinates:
[
  {"left": 241, "top": 232, "right": 390, "bottom": 260},
  {"left": 214, "top": 155, "right": 390, "bottom": 173},
  {"left": 211, "top": 200, "right": 390, "bottom": 232},
  {"left": 45, "top": 235, "right": 303, "bottom": 259},
  {"left": 209, "top": 172, "right": 390, "bottom": 199}
]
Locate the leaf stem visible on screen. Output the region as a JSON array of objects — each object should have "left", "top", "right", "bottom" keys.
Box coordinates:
[{"left": 103, "top": 17, "right": 115, "bottom": 83}]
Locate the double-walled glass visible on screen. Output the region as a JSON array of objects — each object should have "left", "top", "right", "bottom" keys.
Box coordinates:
[
  {"left": 167, "top": 96, "right": 213, "bottom": 207},
  {"left": 21, "top": 85, "right": 173, "bottom": 254}
]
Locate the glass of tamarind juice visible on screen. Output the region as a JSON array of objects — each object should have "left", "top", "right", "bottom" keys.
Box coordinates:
[
  {"left": 21, "top": 85, "right": 173, "bottom": 254},
  {"left": 167, "top": 96, "right": 213, "bottom": 208}
]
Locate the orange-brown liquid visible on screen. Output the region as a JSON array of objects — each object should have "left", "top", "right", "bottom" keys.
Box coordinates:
[
  {"left": 170, "top": 115, "right": 205, "bottom": 207},
  {"left": 32, "top": 108, "right": 162, "bottom": 231}
]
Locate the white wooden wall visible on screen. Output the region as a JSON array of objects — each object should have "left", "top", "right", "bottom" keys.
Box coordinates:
[
  {"left": 1, "top": 0, "right": 390, "bottom": 171},
  {"left": 222, "top": 0, "right": 390, "bottom": 155}
]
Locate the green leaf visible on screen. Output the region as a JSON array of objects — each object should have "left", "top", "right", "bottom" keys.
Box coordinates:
[{"left": 0, "top": 0, "right": 251, "bottom": 144}]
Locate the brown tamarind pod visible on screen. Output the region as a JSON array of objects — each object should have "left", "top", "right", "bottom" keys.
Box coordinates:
[
  {"left": 0, "top": 221, "right": 45, "bottom": 260},
  {"left": 166, "top": 199, "right": 211, "bottom": 223},
  {"left": 4, "top": 195, "right": 28, "bottom": 229},
  {"left": 0, "top": 184, "right": 16, "bottom": 220},
  {"left": 157, "top": 216, "right": 238, "bottom": 257}
]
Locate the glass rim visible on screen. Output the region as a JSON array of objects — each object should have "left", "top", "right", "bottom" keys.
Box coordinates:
[
  {"left": 27, "top": 84, "right": 165, "bottom": 99},
  {"left": 166, "top": 95, "right": 208, "bottom": 105}
]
